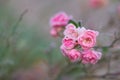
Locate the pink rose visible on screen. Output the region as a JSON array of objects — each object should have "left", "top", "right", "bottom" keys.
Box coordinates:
[
  {"left": 81, "top": 49, "right": 102, "bottom": 64},
  {"left": 66, "top": 23, "right": 76, "bottom": 29},
  {"left": 78, "top": 29, "right": 99, "bottom": 49},
  {"left": 67, "top": 49, "right": 81, "bottom": 62},
  {"left": 60, "top": 45, "right": 70, "bottom": 57},
  {"left": 50, "top": 12, "right": 71, "bottom": 27},
  {"left": 64, "top": 24, "right": 80, "bottom": 40},
  {"left": 50, "top": 28, "right": 58, "bottom": 37},
  {"left": 62, "top": 37, "right": 76, "bottom": 49}
]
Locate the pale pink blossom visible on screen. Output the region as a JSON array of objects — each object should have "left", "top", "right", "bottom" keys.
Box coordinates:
[
  {"left": 60, "top": 45, "right": 70, "bottom": 57},
  {"left": 67, "top": 49, "right": 81, "bottom": 62},
  {"left": 50, "top": 12, "right": 71, "bottom": 27},
  {"left": 78, "top": 29, "right": 99, "bottom": 49},
  {"left": 81, "top": 49, "right": 102, "bottom": 64},
  {"left": 62, "top": 37, "right": 76, "bottom": 49},
  {"left": 77, "top": 27, "right": 86, "bottom": 35},
  {"left": 50, "top": 28, "right": 58, "bottom": 37},
  {"left": 66, "top": 23, "right": 76, "bottom": 29},
  {"left": 89, "top": 0, "right": 108, "bottom": 8},
  {"left": 64, "top": 24, "right": 80, "bottom": 40}
]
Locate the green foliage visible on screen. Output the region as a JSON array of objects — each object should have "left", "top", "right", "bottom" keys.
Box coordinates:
[
  {"left": 0, "top": 7, "right": 53, "bottom": 79},
  {"left": 102, "top": 47, "right": 108, "bottom": 53},
  {"left": 68, "top": 20, "right": 78, "bottom": 28},
  {"left": 78, "top": 21, "right": 82, "bottom": 27},
  {"left": 68, "top": 20, "right": 82, "bottom": 28}
]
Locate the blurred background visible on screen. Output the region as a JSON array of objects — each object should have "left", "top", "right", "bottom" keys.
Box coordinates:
[{"left": 0, "top": 0, "right": 120, "bottom": 80}]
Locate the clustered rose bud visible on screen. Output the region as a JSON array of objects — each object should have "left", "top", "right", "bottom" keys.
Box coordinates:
[
  {"left": 50, "top": 12, "right": 72, "bottom": 37},
  {"left": 50, "top": 11, "right": 102, "bottom": 64}
]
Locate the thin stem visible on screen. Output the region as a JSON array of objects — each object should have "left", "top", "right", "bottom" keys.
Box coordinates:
[
  {"left": 94, "top": 36, "right": 120, "bottom": 49},
  {"left": 55, "top": 63, "right": 69, "bottom": 80},
  {"left": 76, "top": 72, "right": 120, "bottom": 79},
  {"left": 82, "top": 64, "right": 88, "bottom": 75},
  {"left": 44, "top": 43, "right": 57, "bottom": 80},
  {"left": 55, "top": 61, "right": 82, "bottom": 80},
  {"left": 0, "top": 9, "right": 28, "bottom": 59},
  {"left": 7, "top": 9, "right": 28, "bottom": 48},
  {"left": 106, "top": 54, "right": 112, "bottom": 74},
  {"left": 11, "top": 9, "right": 28, "bottom": 36},
  {"left": 108, "top": 37, "right": 120, "bottom": 48}
]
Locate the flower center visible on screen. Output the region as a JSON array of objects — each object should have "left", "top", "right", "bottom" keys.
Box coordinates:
[{"left": 84, "top": 38, "right": 91, "bottom": 44}]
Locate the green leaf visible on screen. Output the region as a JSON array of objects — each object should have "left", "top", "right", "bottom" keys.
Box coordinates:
[
  {"left": 78, "top": 21, "right": 82, "bottom": 27},
  {"left": 102, "top": 47, "right": 108, "bottom": 53},
  {"left": 68, "top": 20, "right": 78, "bottom": 28}
]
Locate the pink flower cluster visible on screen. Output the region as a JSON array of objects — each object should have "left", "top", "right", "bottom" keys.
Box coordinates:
[
  {"left": 49, "top": 11, "right": 102, "bottom": 64},
  {"left": 50, "top": 12, "right": 72, "bottom": 37},
  {"left": 60, "top": 23, "right": 102, "bottom": 64}
]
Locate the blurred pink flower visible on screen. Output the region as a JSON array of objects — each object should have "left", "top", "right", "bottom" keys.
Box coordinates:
[
  {"left": 78, "top": 29, "right": 99, "bottom": 49},
  {"left": 89, "top": 0, "right": 108, "bottom": 8},
  {"left": 50, "top": 12, "right": 71, "bottom": 27},
  {"left": 67, "top": 49, "right": 81, "bottom": 62},
  {"left": 81, "top": 49, "right": 102, "bottom": 64},
  {"left": 64, "top": 24, "right": 81, "bottom": 40},
  {"left": 117, "top": 5, "right": 120, "bottom": 17},
  {"left": 62, "top": 37, "right": 76, "bottom": 49},
  {"left": 60, "top": 45, "right": 70, "bottom": 57},
  {"left": 50, "top": 28, "right": 58, "bottom": 37}
]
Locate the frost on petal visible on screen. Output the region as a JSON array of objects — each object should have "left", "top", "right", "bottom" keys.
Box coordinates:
[
  {"left": 77, "top": 27, "right": 86, "bottom": 35},
  {"left": 80, "top": 27, "right": 86, "bottom": 32}
]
